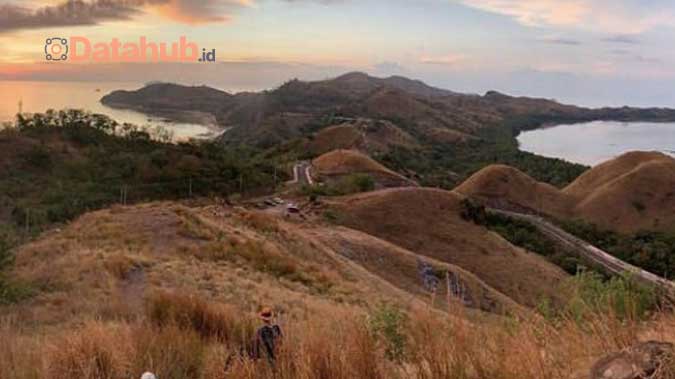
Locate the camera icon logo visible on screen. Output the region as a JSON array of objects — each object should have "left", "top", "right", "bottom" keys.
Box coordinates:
[{"left": 45, "top": 37, "right": 68, "bottom": 61}]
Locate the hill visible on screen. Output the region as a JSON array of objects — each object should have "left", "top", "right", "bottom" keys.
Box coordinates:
[
  {"left": 455, "top": 164, "right": 575, "bottom": 218},
  {"left": 312, "top": 149, "right": 416, "bottom": 189},
  {"left": 101, "top": 72, "right": 675, "bottom": 192},
  {"left": 326, "top": 187, "right": 569, "bottom": 308},
  {"left": 101, "top": 83, "right": 233, "bottom": 125},
  {"left": 4, "top": 198, "right": 670, "bottom": 379},
  {"left": 456, "top": 152, "right": 675, "bottom": 234},
  {"left": 0, "top": 111, "right": 280, "bottom": 246},
  {"left": 102, "top": 72, "right": 675, "bottom": 150},
  {"left": 565, "top": 152, "right": 675, "bottom": 233},
  {"left": 305, "top": 119, "right": 417, "bottom": 156},
  {"left": 7, "top": 199, "right": 526, "bottom": 328}
]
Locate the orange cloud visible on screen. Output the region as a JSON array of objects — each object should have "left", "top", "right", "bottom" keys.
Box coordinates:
[{"left": 150, "top": 0, "right": 251, "bottom": 24}]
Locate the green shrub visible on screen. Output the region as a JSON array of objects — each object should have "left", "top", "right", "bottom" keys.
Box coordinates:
[
  {"left": 562, "top": 271, "right": 657, "bottom": 321},
  {"left": 561, "top": 220, "right": 675, "bottom": 281},
  {"left": 302, "top": 174, "right": 376, "bottom": 197},
  {"left": 349, "top": 173, "right": 375, "bottom": 192},
  {"left": 368, "top": 303, "right": 408, "bottom": 362},
  {"left": 478, "top": 212, "right": 583, "bottom": 275},
  {"left": 1, "top": 111, "right": 279, "bottom": 239}
]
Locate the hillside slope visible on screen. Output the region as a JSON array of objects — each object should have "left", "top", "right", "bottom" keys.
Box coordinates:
[
  {"left": 306, "top": 119, "right": 417, "bottom": 156},
  {"left": 8, "top": 200, "right": 527, "bottom": 328},
  {"left": 102, "top": 72, "right": 675, "bottom": 149},
  {"left": 456, "top": 152, "right": 675, "bottom": 233},
  {"left": 312, "top": 149, "right": 416, "bottom": 188},
  {"left": 327, "top": 188, "right": 569, "bottom": 308},
  {"left": 455, "top": 164, "right": 575, "bottom": 218}
]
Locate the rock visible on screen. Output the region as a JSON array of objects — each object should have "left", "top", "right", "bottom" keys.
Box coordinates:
[{"left": 590, "top": 341, "right": 674, "bottom": 379}]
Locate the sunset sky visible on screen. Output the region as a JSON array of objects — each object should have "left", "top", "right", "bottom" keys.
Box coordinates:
[{"left": 3, "top": 0, "right": 675, "bottom": 106}]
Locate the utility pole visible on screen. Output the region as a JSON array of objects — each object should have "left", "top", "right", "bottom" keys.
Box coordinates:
[
  {"left": 120, "top": 185, "right": 128, "bottom": 205},
  {"left": 446, "top": 271, "right": 451, "bottom": 311},
  {"left": 273, "top": 166, "right": 278, "bottom": 188},
  {"left": 24, "top": 208, "right": 30, "bottom": 235},
  {"left": 18, "top": 99, "right": 23, "bottom": 115}
]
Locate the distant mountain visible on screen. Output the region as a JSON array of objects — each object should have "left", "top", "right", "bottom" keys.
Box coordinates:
[
  {"left": 101, "top": 72, "right": 675, "bottom": 148},
  {"left": 102, "top": 83, "right": 232, "bottom": 114}
]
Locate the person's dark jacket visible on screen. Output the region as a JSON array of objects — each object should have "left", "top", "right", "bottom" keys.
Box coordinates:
[{"left": 253, "top": 324, "right": 282, "bottom": 363}]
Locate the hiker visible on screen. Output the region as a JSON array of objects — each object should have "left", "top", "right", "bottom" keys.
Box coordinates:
[{"left": 253, "top": 307, "right": 283, "bottom": 366}]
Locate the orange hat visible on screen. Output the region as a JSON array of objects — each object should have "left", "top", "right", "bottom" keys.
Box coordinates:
[{"left": 259, "top": 307, "right": 274, "bottom": 321}]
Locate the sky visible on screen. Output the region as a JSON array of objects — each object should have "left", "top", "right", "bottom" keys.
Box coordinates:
[{"left": 2, "top": 0, "right": 675, "bottom": 107}]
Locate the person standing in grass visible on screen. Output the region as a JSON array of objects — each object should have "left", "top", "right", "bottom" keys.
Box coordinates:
[{"left": 254, "top": 307, "right": 283, "bottom": 366}]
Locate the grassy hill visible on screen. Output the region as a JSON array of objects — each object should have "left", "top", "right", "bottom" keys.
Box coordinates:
[
  {"left": 1, "top": 115, "right": 673, "bottom": 378},
  {"left": 325, "top": 187, "right": 569, "bottom": 308},
  {"left": 457, "top": 152, "right": 675, "bottom": 234},
  {"left": 304, "top": 119, "right": 418, "bottom": 157},
  {"left": 456, "top": 152, "right": 675, "bottom": 280},
  {"left": 8, "top": 199, "right": 530, "bottom": 326},
  {"left": 312, "top": 149, "right": 417, "bottom": 189}
]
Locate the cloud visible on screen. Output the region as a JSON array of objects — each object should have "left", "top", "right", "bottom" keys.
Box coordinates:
[
  {"left": 608, "top": 49, "right": 662, "bottom": 64},
  {"left": 539, "top": 36, "right": 582, "bottom": 45},
  {"left": 372, "top": 61, "right": 408, "bottom": 75},
  {"left": 0, "top": 1, "right": 153, "bottom": 33},
  {"left": 458, "top": 0, "right": 587, "bottom": 27},
  {"left": 0, "top": 0, "right": 251, "bottom": 33},
  {"left": 151, "top": 0, "right": 252, "bottom": 24},
  {"left": 419, "top": 54, "right": 465, "bottom": 65},
  {"left": 457, "top": 0, "right": 675, "bottom": 34},
  {"left": 602, "top": 35, "right": 640, "bottom": 44}
]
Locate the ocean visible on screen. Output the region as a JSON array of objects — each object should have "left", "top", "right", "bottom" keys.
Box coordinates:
[{"left": 0, "top": 80, "right": 214, "bottom": 140}]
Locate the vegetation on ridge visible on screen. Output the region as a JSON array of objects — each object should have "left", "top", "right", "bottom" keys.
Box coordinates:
[
  {"left": 560, "top": 220, "right": 675, "bottom": 280},
  {"left": 1, "top": 110, "right": 280, "bottom": 242}
]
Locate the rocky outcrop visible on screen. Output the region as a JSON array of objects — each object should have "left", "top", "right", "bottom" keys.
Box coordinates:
[{"left": 590, "top": 341, "right": 674, "bottom": 379}]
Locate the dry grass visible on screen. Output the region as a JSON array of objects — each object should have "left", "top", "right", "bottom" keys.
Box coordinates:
[
  {"left": 4, "top": 200, "right": 674, "bottom": 378},
  {"left": 330, "top": 187, "right": 569, "bottom": 308},
  {"left": 3, "top": 290, "right": 675, "bottom": 379},
  {"left": 146, "top": 291, "right": 255, "bottom": 344},
  {"left": 312, "top": 149, "right": 415, "bottom": 188},
  {"left": 104, "top": 254, "right": 140, "bottom": 280},
  {"left": 457, "top": 152, "right": 675, "bottom": 233}
]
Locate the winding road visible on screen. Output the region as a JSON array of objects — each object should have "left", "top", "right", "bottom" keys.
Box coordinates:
[
  {"left": 288, "top": 159, "right": 675, "bottom": 296},
  {"left": 489, "top": 208, "right": 675, "bottom": 296}
]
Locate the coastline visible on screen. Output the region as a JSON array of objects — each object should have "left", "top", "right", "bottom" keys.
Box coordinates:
[{"left": 101, "top": 100, "right": 224, "bottom": 136}]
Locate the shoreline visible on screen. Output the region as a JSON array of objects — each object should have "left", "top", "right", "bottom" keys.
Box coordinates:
[{"left": 100, "top": 101, "right": 224, "bottom": 137}]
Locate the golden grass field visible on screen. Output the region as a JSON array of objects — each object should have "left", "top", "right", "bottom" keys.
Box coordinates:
[{"left": 1, "top": 154, "right": 675, "bottom": 378}]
